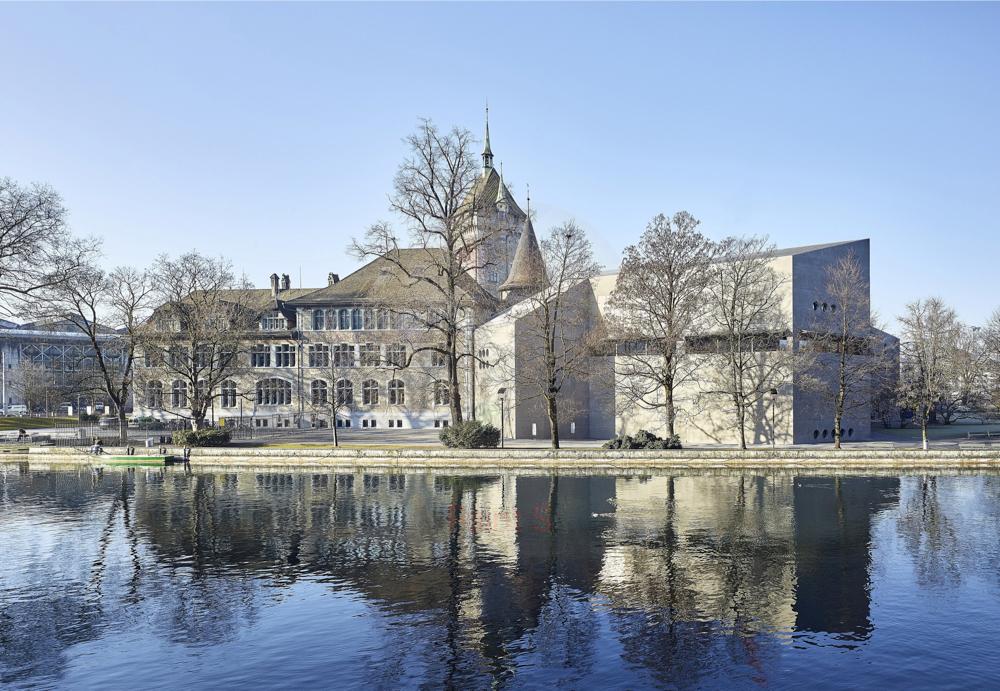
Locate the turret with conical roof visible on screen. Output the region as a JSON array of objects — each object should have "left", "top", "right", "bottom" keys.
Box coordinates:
[{"left": 499, "top": 193, "right": 548, "bottom": 302}]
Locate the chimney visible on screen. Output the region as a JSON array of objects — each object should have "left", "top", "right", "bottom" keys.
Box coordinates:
[
  {"left": 269, "top": 273, "right": 279, "bottom": 297},
  {"left": 280, "top": 273, "right": 290, "bottom": 291},
  {"left": 328, "top": 272, "right": 340, "bottom": 286}
]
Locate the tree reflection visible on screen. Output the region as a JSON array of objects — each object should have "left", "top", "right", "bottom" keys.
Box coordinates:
[
  {"left": 896, "top": 476, "right": 962, "bottom": 588},
  {"left": 1, "top": 467, "right": 915, "bottom": 688}
]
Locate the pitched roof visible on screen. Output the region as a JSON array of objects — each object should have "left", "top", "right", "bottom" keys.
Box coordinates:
[
  {"left": 463, "top": 168, "right": 525, "bottom": 219},
  {"left": 499, "top": 216, "right": 549, "bottom": 294},
  {"left": 211, "top": 287, "right": 316, "bottom": 310},
  {"left": 287, "top": 249, "right": 496, "bottom": 307}
]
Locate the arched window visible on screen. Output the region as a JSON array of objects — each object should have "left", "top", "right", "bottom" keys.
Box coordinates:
[
  {"left": 312, "top": 309, "right": 325, "bottom": 330},
  {"left": 351, "top": 308, "right": 363, "bottom": 330},
  {"left": 376, "top": 309, "right": 389, "bottom": 330},
  {"left": 388, "top": 379, "right": 405, "bottom": 405},
  {"left": 220, "top": 380, "right": 237, "bottom": 408},
  {"left": 362, "top": 379, "right": 379, "bottom": 405},
  {"left": 146, "top": 381, "right": 163, "bottom": 409},
  {"left": 364, "top": 309, "right": 376, "bottom": 330},
  {"left": 338, "top": 308, "right": 350, "bottom": 330},
  {"left": 256, "top": 378, "right": 292, "bottom": 405},
  {"left": 171, "top": 380, "right": 188, "bottom": 408},
  {"left": 335, "top": 379, "right": 354, "bottom": 406},
  {"left": 311, "top": 380, "right": 328, "bottom": 406},
  {"left": 434, "top": 381, "right": 450, "bottom": 406}
]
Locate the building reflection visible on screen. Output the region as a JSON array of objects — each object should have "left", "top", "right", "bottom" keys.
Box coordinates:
[
  {"left": 0, "top": 466, "right": 901, "bottom": 687},
  {"left": 793, "top": 477, "right": 899, "bottom": 640}
]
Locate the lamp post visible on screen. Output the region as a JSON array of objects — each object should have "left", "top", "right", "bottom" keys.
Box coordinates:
[
  {"left": 769, "top": 388, "right": 778, "bottom": 449},
  {"left": 497, "top": 387, "right": 506, "bottom": 449}
]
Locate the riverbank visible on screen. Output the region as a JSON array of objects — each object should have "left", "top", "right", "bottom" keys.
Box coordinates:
[{"left": 6, "top": 444, "right": 1000, "bottom": 475}]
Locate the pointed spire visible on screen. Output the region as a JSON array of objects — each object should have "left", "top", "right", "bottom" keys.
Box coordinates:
[
  {"left": 499, "top": 186, "right": 548, "bottom": 299},
  {"left": 482, "top": 102, "right": 494, "bottom": 172}
]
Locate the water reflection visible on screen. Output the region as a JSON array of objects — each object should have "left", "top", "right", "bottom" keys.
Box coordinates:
[{"left": 3, "top": 466, "right": 1000, "bottom": 688}]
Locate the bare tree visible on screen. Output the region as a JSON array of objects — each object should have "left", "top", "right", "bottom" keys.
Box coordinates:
[
  {"left": 699, "top": 236, "right": 794, "bottom": 450},
  {"left": 351, "top": 120, "right": 499, "bottom": 424},
  {"left": 0, "top": 178, "right": 95, "bottom": 315},
  {"left": 607, "top": 212, "right": 716, "bottom": 439},
  {"left": 870, "top": 328, "right": 901, "bottom": 429},
  {"left": 38, "top": 263, "right": 152, "bottom": 442},
  {"left": 897, "top": 298, "right": 960, "bottom": 450},
  {"left": 304, "top": 337, "right": 388, "bottom": 447},
  {"left": 136, "top": 252, "right": 258, "bottom": 430},
  {"left": 984, "top": 309, "right": 1000, "bottom": 420},
  {"left": 11, "top": 361, "right": 61, "bottom": 414},
  {"left": 799, "top": 252, "right": 887, "bottom": 448},
  {"left": 517, "top": 221, "right": 601, "bottom": 448},
  {"left": 937, "top": 324, "right": 988, "bottom": 424}
]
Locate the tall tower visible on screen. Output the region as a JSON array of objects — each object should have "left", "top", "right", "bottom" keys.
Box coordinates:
[{"left": 461, "top": 105, "right": 527, "bottom": 297}]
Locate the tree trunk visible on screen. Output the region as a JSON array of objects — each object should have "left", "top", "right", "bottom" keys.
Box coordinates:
[
  {"left": 448, "top": 338, "right": 463, "bottom": 424},
  {"left": 662, "top": 353, "right": 676, "bottom": 439},
  {"left": 547, "top": 394, "right": 560, "bottom": 449},
  {"left": 332, "top": 411, "right": 339, "bottom": 447},
  {"left": 921, "top": 408, "right": 929, "bottom": 451},
  {"left": 737, "top": 403, "right": 747, "bottom": 450},
  {"left": 117, "top": 407, "right": 128, "bottom": 445},
  {"left": 834, "top": 337, "right": 848, "bottom": 450},
  {"left": 664, "top": 380, "right": 676, "bottom": 439}
]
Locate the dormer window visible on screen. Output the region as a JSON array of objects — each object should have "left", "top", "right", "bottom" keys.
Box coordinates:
[{"left": 260, "top": 311, "right": 286, "bottom": 331}]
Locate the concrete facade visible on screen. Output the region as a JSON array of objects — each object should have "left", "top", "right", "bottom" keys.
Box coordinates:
[{"left": 476, "top": 239, "right": 896, "bottom": 445}]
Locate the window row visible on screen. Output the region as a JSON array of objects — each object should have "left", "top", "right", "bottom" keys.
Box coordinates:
[
  {"left": 306, "top": 308, "right": 396, "bottom": 331},
  {"left": 253, "top": 343, "right": 416, "bottom": 368},
  {"left": 144, "top": 378, "right": 451, "bottom": 409},
  {"left": 143, "top": 346, "right": 237, "bottom": 369},
  {"left": 145, "top": 380, "right": 240, "bottom": 409}
]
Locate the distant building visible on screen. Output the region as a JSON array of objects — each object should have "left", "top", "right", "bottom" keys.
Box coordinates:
[{"left": 0, "top": 319, "right": 120, "bottom": 415}]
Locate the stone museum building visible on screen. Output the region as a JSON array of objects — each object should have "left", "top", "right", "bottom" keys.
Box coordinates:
[{"left": 134, "top": 114, "right": 896, "bottom": 444}]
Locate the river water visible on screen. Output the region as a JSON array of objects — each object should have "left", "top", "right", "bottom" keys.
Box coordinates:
[{"left": 2, "top": 465, "right": 999, "bottom": 689}]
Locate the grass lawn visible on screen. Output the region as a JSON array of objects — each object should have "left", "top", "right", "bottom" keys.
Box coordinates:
[
  {"left": 873, "top": 422, "right": 1000, "bottom": 442},
  {"left": 0, "top": 417, "right": 77, "bottom": 431}
]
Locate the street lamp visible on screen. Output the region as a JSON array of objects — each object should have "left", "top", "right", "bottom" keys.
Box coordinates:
[
  {"left": 497, "top": 387, "right": 506, "bottom": 449},
  {"left": 769, "top": 388, "right": 778, "bottom": 449}
]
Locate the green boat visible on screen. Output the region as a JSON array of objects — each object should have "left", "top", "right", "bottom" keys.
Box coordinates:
[{"left": 100, "top": 455, "right": 179, "bottom": 466}]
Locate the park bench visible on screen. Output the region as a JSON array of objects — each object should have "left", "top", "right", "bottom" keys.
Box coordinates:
[{"left": 967, "top": 431, "right": 1000, "bottom": 440}]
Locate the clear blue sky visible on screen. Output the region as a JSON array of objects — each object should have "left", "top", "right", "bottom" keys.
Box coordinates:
[{"left": 2, "top": 2, "right": 998, "bottom": 326}]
